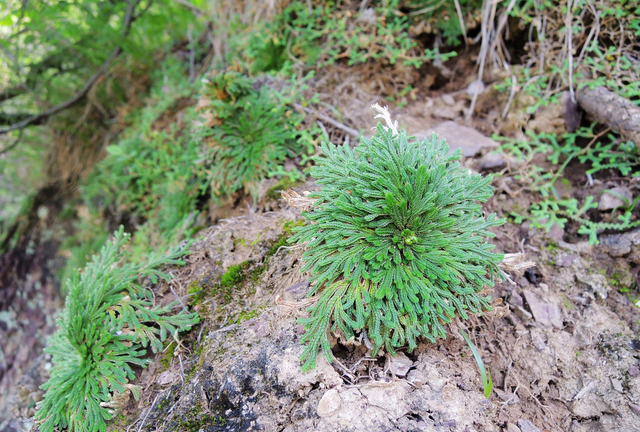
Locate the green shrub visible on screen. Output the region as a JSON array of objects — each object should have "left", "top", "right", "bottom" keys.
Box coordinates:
[
  {"left": 59, "top": 58, "right": 204, "bottom": 282},
  {"left": 291, "top": 120, "right": 504, "bottom": 371},
  {"left": 248, "top": 0, "right": 462, "bottom": 73},
  {"left": 36, "top": 227, "right": 198, "bottom": 432}
]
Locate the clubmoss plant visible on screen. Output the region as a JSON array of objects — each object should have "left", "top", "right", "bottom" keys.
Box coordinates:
[
  {"left": 35, "top": 227, "right": 198, "bottom": 432},
  {"left": 290, "top": 105, "right": 505, "bottom": 371},
  {"left": 198, "top": 69, "right": 312, "bottom": 200}
]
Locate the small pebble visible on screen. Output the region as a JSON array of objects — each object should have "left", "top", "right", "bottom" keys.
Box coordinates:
[
  {"left": 317, "top": 389, "right": 341, "bottom": 417},
  {"left": 441, "top": 94, "right": 456, "bottom": 106}
]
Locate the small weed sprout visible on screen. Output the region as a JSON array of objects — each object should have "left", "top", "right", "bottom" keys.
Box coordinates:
[
  {"left": 460, "top": 329, "right": 493, "bottom": 398},
  {"left": 291, "top": 105, "right": 505, "bottom": 371}
]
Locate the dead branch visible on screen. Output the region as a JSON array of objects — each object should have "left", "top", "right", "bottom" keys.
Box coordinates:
[
  {"left": 293, "top": 103, "right": 360, "bottom": 138},
  {"left": 0, "top": 0, "right": 141, "bottom": 136},
  {"left": 577, "top": 85, "right": 640, "bottom": 145}
]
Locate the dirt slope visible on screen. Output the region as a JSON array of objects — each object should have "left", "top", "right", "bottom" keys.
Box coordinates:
[{"left": 77, "top": 192, "right": 640, "bottom": 432}]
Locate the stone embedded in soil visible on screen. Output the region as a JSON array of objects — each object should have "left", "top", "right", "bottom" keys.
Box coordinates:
[
  {"left": 556, "top": 254, "right": 578, "bottom": 267},
  {"left": 466, "top": 80, "right": 485, "bottom": 96},
  {"left": 546, "top": 223, "right": 565, "bottom": 243},
  {"left": 479, "top": 151, "right": 505, "bottom": 170},
  {"left": 522, "top": 290, "right": 562, "bottom": 328},
  {"left": 576, "top": 272, "right": 610, "bottom": 299},
  {"left": 406, "top": 369, "right": 427, "bottom": 388},
  {"left": 505, "top": 423, "right": 521, "bottom": 432},
  {"left": 517, "top": 419, "right": 541, "bottom": 432},
  {"left": 317, "top": 389, "right": 342, "bottom": 417},
  {"left": 157, "top": 370, "right": 179, "bottom": 386},
  {"left": 416, "top": 121, "right": 499, "bottom": 157},
  {"left": 610, "top": 378, "right": 623, "bottom": 393},
  {"left": 441, "top": 94, "right": 456, "bottom": 106},
  {"left": 629, "top": 366, "right": 639, "bottom": 377},
  {"left": 601, "top": 227, "right": 640, "bottom": 261},
  {"left": 386, "top": 352, "right": 413, "bottom": 377},
  {"left": 359, "top": 381, "right": 411, "bottom": 419},
  {"left": 571, "top": 391, "right": 612, "bottom": 419},
  {"left": 598, "top": 187, "right": 633, "bottom": 211}
]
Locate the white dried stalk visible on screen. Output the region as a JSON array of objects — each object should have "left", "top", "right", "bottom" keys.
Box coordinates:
[
  {"left": 371, "top": 103, "right": 399, "bottom": 136},
  {"left": 500, "top": 252, "right": 536, "bottom": 285},
  {"left": 281, "top": 189, "right": 316, "bottom": 211}
]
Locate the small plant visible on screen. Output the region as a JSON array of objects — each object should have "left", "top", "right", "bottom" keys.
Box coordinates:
[
  {"left": 36, "top": 227, "right": 198, "bottom": 432},
  {"left": 291, "top": 105, "right": 505, "bottom": 371},
  {"left": 249, "top": 0, "right": 460, "bottom": 73},
  {"left": 460, "top": 329, "right": 493, "bottom": 398},
  {"left": 497, "top": 127, "right": 640, "bottom": 245},
  {"left": 198, "top": 69, "right": 314, "bottom": 200}
]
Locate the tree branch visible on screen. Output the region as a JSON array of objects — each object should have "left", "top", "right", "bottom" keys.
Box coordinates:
[
  {"left": 577, "top": 85, "right": 640, "bottom": 146},
  {"left": 0, "top": 0, "right": 141, "bottom": 136},
  {"left": 0, "top": 129, "right": 24, "bottom": 156},
  {"left": 0, "top": 111, "right": 46, "bottom": 126},
  {"left": 173, "top": 0, "right": 204, "bottom": 16}
]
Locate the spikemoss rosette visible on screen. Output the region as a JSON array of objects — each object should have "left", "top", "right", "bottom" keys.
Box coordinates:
[
  {"left": 35, "top": 228, "right": 198, "bottom": 432},
  {"left": 291, "top": 124, "right": 505, "bottom": 370}
]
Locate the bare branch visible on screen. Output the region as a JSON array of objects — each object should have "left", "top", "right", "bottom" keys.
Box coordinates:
[
  {"left": 577, "top": 85, "right": 640, "bottom": 145},
  {"left": 0, "top": 129, "right": 24, "bottom": 156},
  {"left": 173, "top": 0, "right": 204, "bottom": 16}
]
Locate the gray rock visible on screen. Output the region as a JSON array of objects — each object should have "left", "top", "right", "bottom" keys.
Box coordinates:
[
  {"left": 406, "top": 369, "right": 427, "bottom": 388},
  {"left": 514, "top": 305, "right": 533, "bottom": 322},
  {"left": 480, "top": 152, "right": 505, "bottom": 170},
  {"left": 434, "top": 105, "right": 460, "bottom": 120},
  {"left": 441, "top": 94, "right": 456, "bottom": 106},
  {"left": 599, "top": 187, "right": 632, "bottom": 211},
  {"left": 317, "top": 389, "right": 342, "bottom": 417},
  {"left": 546, "top": 223, "right": 565, "bottom": 243},
  {"left": 418, "top": 122, "right": 499, "bottom": 157},
  {"left": 576, "top": 273, "right": 610, "bottom": 300},
  {"left": 466, "top": 79, "right": 485, "bottom": 96},
  {"left": 610, "top": 378, "right": 623, "bottom": 393},
  {"left": 600, "top": 227, "right": 640, "bottom": 261},
  {"left": 509, "top": 290, "right": 524, "bottom": 308},
  {"left": 556, "top": 254, "right": 578, "bottom": 267},
  {"left": 517, "top": 419, "right": 541, "bottom": 432},
  {"left": 522, "top": 290, "right": 563, "bottom": 328},
  {"left": 386, "top": 352, "right": 413, "bottom": 377}
]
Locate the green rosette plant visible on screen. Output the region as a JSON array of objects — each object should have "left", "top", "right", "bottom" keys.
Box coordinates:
[
  {"left": 35, "top": 227, "right": 199, "bottom": 432},
  {"left": 291, "top": 107, "right": 505, "bottom": 371}
]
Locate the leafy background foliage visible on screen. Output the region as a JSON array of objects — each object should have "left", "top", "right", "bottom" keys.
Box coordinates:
[
  {"left": 292, "top": 125, "right": 505, "bottom": 370},
  {"left": 0, "top": 0, "right": 204, "bottom": 230}
]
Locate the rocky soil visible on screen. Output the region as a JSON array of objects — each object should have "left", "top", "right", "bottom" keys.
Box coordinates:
[
  {"left": 89, "top": 195, "right": 640, "bottom": 432},
  {"left": 4, "top": 93, "right": 640, "bottom": 432}
]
